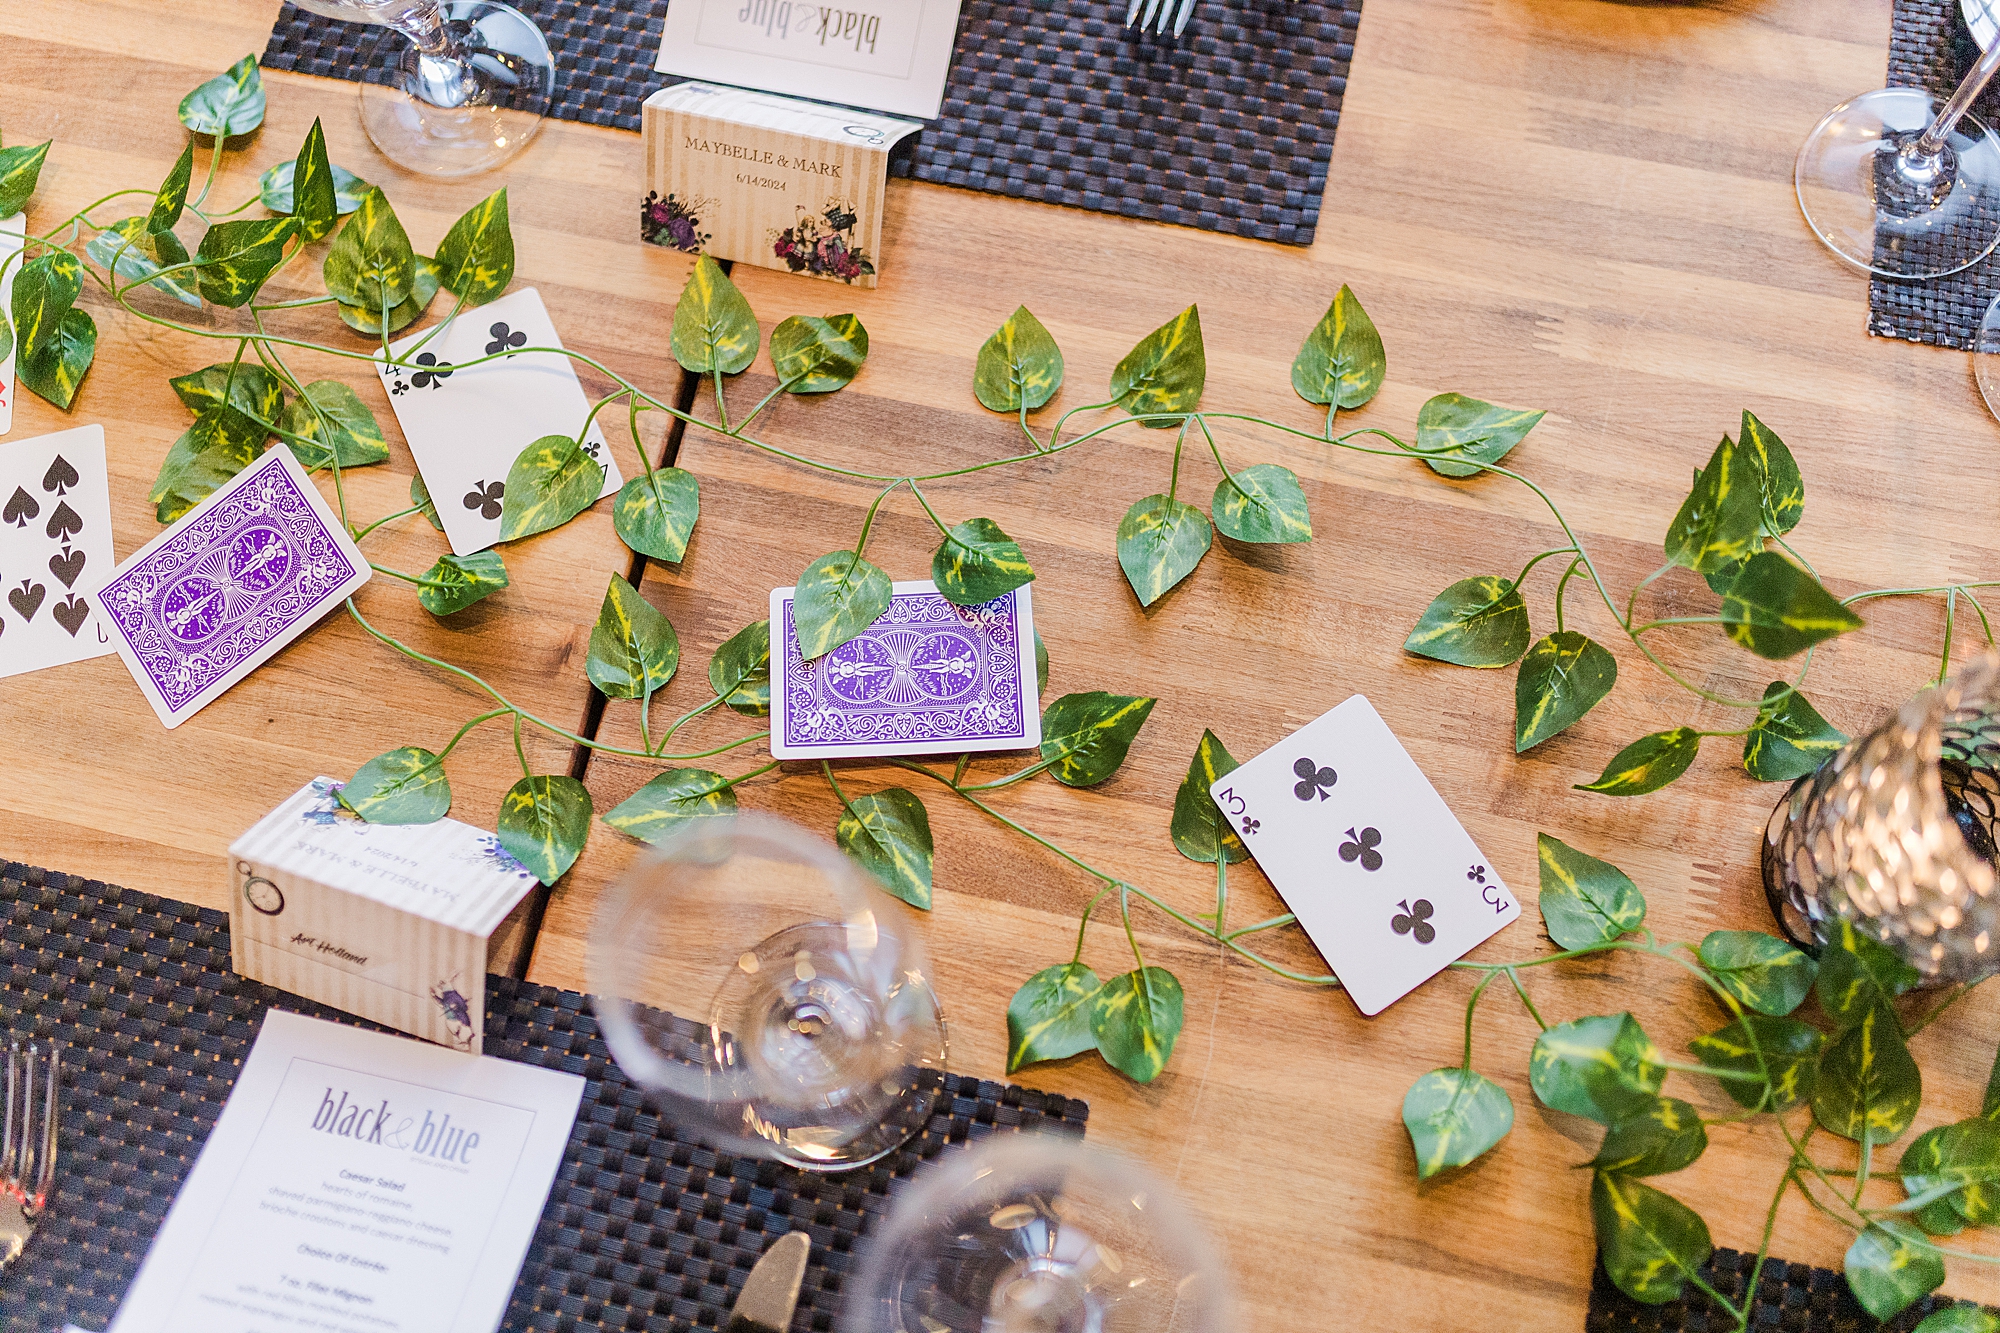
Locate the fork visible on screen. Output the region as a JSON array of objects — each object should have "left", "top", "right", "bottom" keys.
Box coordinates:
[
  {"left": 0, "top": 1040, "right": 59, "bottom": 1272},
  {"left": 1124, "top": 0, "right": 1197, "bottom": 38}
]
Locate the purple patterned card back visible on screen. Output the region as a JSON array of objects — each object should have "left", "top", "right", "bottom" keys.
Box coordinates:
[
  {"left": 769, "top": 580, "right": 1039, "bottom": 758},
  {"left": 100, "top": 448, "right": 370, "bottom": 727}
]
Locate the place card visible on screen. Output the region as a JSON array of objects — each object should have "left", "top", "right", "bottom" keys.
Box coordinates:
[
  {"left": 108, "top": 1010, "right": 583, "bottom": 1333},
  {"left": 227, "top": 778, "right": 543, "bottom": 1054},
  {"left": 641, "top": 81, "right": 921, "bottom": 288}
]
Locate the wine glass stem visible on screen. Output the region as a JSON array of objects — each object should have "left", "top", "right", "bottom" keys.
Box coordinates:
[
  {"left": 1915, "top": 38, "right": 2000, "bottom": 160},
  {"left": 390, "top": 0, "right": 479, "bottom": 109}
]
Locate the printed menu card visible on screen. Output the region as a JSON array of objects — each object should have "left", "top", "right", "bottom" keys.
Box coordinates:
[{"left": 109, "top": 1010, "right": 584, "bottom": 1333}]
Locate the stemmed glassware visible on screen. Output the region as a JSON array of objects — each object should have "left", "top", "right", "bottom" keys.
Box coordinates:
[
  {"left": 590, "top": 812, "right": 949, "bottom": 1171},
  {"left": 286, "top": 0, "right": 556, "bottom": 177},
  {"left": 1796, "top": 30, "right": 2000, "bottom": 278},
  {"left": 841, "top": 1134, "right": 1236, "bottom": 1333}
]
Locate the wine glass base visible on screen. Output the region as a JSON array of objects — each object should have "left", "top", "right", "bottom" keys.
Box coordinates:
[
  {"left": 1976, "top": 293, "right": 2000, "bottom": 423},
  {"left": 1796, "top": 87, "right": 2000, "bottom": 279},
  {"left": 356, "top": 0, "right": 554, "bottom": 178}
]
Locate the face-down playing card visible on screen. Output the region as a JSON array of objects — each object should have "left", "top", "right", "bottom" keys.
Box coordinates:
[
  {"left": 376, "top": 287, "right": 623, "bottom": 557},
  {"left": 97, "top": 446, "right": 370, "bottom": 729},
  {"left": 1210, "top": 694, "right": 1519, "bottom": 1015},
  {"left": 0, "top": 426, "right": 118, "bottom": 680},
  {"left": 770, "top": 580, "right": 1041, "bottom": 759}
]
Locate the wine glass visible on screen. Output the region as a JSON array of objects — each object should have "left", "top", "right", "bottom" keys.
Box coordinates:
[
  {"left": 287, "top": 0, "right": 556, "bottom": 177},
  {"left": 1795, "top": 27, "right": 2000, "bottom": 278},
  {"left": 589, "top": 812, "right": 949, "bottom": 1171},
  {"left": 841, "top": 1133, "right": 1237, "bottom": 1333}
]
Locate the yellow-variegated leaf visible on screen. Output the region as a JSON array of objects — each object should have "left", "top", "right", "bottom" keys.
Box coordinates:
[
  {"left": 1090, "top": 966, "right": 1184, "bottom": 1082},
  {"left": 1664, "top": 435, "right": 1762, "bottom": 574},
  {"left": 613, "top": 466, "right": 700, "bottom": 563},
  {"left": 1211, "top": 463, "right": 1311, "bottom": 543},
  {"left": 1039, "top": 691, "right": 1157, "bottom": 787},
  {"left": 496, "top": 775, "right": 591, "bottom": 885},
  {"left": 432, "top": 188, "right": 514, "bottom": 305},
  {"left": 670, "top": 254, "right": 759, "bottom": 374},
  {"left": 1402, "top": 1067, "right": 1513, "bottom": 1179},
  {"left": 586, "top": 572, "right": 679, "bottom": 699},
  {"left": 1576, "top": 728, "right": 1701, "bottom": 796},
  {"left": 1116, "top": 493, "right": 1210, "bottom": 606},
  {"left": 603, "top": 769, "right": 737, "bottom": 843},
  {"left": 932, "top": 516, "right": 1035, "bottom": 606},
  {"left": 1814, "top": 1001, "right": 1921, "bottom": 1145},
  {"left": 835, "top": 787, "right": 934, "bottom": 910},
  {"left": 1515, "top": 631, "right": 1617, "bottom": 751},
  {"left": 1719, "top": 551, "right": 1865, "bottom": 659},
  {"left": 1591, "top": 1173, "right": 1713, "bottom": 1305},
  {"left": 498, "top": 434, "right": 605, "bottom": 542},
  {"left": 1171, "top": 729, "right": 1248, "bottom": 865},
  {"left": 1404, "top": 576, "right": 1529, "bottom": 668},
  {"left": 1291, "top": 284, "right": 1384, "bottom": 410},
  {"left": 322, "top": 185, "right": 416, "bottom": 311},
  {"left": 1007, "top": 963, "right": 1101, "bottom": 1072},
  {"left": 338, "top": 747, "right": 451, "bottom": 824},
  {"left": 974, "top": 304, "right": 1064, "bottom": 413},
  {"left": 1110, "top": 304, "right": 1204, "bottom": 426}
]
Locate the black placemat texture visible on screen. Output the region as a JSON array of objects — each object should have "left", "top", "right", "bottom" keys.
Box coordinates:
[
  {"left": 260, "top": 0, "right": 1358, "bottom": 245},
  {"left": 0, "top": 861, "right": 1087, "bottom": 1332},
  {"left": 1587, "top": 1246, "right": 1998, "bottom": 1333},
  {"left": 1868, "top": 0, "right": 2000, "bottom": 346}
]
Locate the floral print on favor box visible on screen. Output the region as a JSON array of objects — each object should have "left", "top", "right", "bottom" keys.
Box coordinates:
[
  {"left": 641, "top": 190, "right": 714, "bottom": 253},
  {"left": 772, "top": 200, "right": 876, "bottom": 284}
]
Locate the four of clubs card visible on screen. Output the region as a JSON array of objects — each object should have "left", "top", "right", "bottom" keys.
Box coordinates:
[{"left": 1210, "top": 695, "right": 1519, "bottom": 1015}]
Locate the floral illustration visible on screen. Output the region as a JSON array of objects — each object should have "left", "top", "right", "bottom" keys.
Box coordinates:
[
  {"left": 432, "top": 972, "right": 475, "bottom": 1050},
  {"left": 302, "top": 778, "right": 361, "bottom": 826},
  {"left": 771, "top": 200, "right": 876, "bottom": 283},
  {"left": 641, "top": 190, "right": 713, "bottom": 253}
]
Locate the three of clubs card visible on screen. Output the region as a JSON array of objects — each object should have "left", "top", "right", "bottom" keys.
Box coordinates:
[
  {"left": 376, "top": 287, "right": 622, "bottom": 557},
  {"left": 1210, "top": 695, "right": 1519, "bottom": 1015},
  {"left": 0, "top": 426, "right": 117, "bottom": 680}
]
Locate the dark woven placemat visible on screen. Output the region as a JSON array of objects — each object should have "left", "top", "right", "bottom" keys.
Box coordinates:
[
  {"left": 1867, "top": 0, "right": 2000, "bottom": 347},
  {"left": 0, "top": 861, "right": 1087, "bottom": 1332},
  {"left": 261, "top": 0, "right": 1357, "bottom": 245},
  {"left": 1587, "top": 1246, "right": 1996, "bottom": 1333}
]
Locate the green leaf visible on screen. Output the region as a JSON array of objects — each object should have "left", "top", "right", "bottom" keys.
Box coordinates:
[
  {"left": 1035, "top": 629, "right": 1048, "bottom": 697},
  {"left": 415, "top": 551, "right": 508, "bottom": 616},
  {"left": 83, "top": 218, "right": 201, "bottom": 307},
  {"left": 146, "top": 142, "right": 194, "bottom": 235},
  {"left": 322, "top": 185, "right": 415, "bottom": 311},
  {"left": 1575, "top": 728, "right": 1702, "bottom": 796},
  {"left": 194, "top": 216, "right": 295, "bottom": 307},
  {"left": 1039, "top": 692, "right": 1158, "bottom": 788},
  {"left": 498, "top": 434, "right": 605, "bottom": 542},
  {"left": 1006, "top": 964, "right": 1102, "bottom": 1072},
  {"left": 1110, "top": 304, "right": 1204, "bottom": 426},
  {"left": 1414, "top": 394, "right": 1545, "bottom": 479},
  {"left": 1529, "top": 1012, "right": 1666, "bottom": 1124},
  {"left": 670, "top": 254, "right": 759, "bottom": 375},
  {"left": 16, "top": 307, "right": 94, "bottom": 411},
  {"left": 1664, "top": 436, "right": 1763, "bottom": 574},
  {"left": 283, "top": 119, "right": 340, "bottom": 243},
  {"left": 932, "top": 517, "right": 1036, "bottom": 606},
  {"left": 1901, "top": 1118, "right": 2000, "bottom": 1226},
  {"left": 1591, "top": 1173, "right": 1713, "bottom": 1305},
  {"left": 1743, "top": 683, "right": 1848, "bottom": 782},
  {"left": 1844, "top": 1222, "right": 1945, "bottom": 1321},
  {"left": 1815, "top": 1001, "right": 1922, "bottom": 1145},
  {"left": 1719, "top": 551, "right": 1865, "bottom": 659},
  {"left": 178, "top": 55, "right": 266, "bottom": 136},
  {"left": 1689, "top": 1014, "right": 1824, "bottom": 1111},
  {"left": 1403, "top": 576, "right": 1530, "bottom": 668},
  {"left": 792, "top": 550, "right": 892, "bottom": 659},
  {"left": 1818, "top": 918, "right": 1923, "bottom": 1025},
  {"left": 1116, "top": 494, "right": 1211, "bottom": 606},
  {"left": 1291, "top": 284, "right": 1385, "bottom": 410},
  {"left": 613, "top": 466, "right": 700, "bottom": 563},
  {"left": 602, "top": 769, "right": 737, "bottom": 843},
  {"left": 0, "top": 139, "right": 51, "bottom": 218},
  {"left": 334, "top": 254, "right": 440, "bottom": 335},
  {"left": 586, "top": 573, "right": 679, "bottom": 699},
  {"left": 1171, "top": 729, "right": 1248, "bottom": 865},
  {"left": 1914, "top": 1308, "right": 2000, "bottom": 1333},
  {"left": 170, "top": 362, "right": 285, "bottom": 421},
  {"left": 1211, "top": 464, "right": 1312, "bottom": 544},
  {"left": 1536, "top": 833, "right": 1645, "bottom": 950},
  {"left": 258, "top": 157, "right": 368, "bottom": 215},
  {"left": 1089, "top": 966, "right": 1184, "bottom": 1082},
  {"left": 835, "top": 788, "right": 934, "bottom": 910},
  {"left": 496, "top": 775, "right": 591, "bottom": 885},
  {"left": 412, "top": 472, "right": 443, "bottom": 531},
  {"left": 1697, "top": 930, "right": 1817, "bottom": 1016},
  {"left": 280, "top": 380, "right": 389, "bottom": 469},
  {"left": 13, "top": 252, "right": 80, "bottom": 361},
  {"left": 770, "top": 313, "right": 868, "bottom": 392},
  {"left": 1402, "top": 1067, "right": 1514, "bottom": 1179},
  {"left": 432, "top": 188, "right": 514, "bottom": 306},
  {"left": 337, "top": 747, "right": 451, "bottom": 824},
  {"left": 1739, "top": 411, "right": 1804, "bottom": 536},
  {"left": 974, "top": 305, "right": 1063, "bottom": 413},
  {"left": 1515, "top": 631, "right": 1618, "bottom": 752},
  {"left": 1590, "top": 1096, "right": 1708, "bottom": 1177},
  {"left": 708, "top": 619, "right": 771, "bottom": 716},
  {"left": 149, "top": 404, "right": 266, "bottom": 521}
]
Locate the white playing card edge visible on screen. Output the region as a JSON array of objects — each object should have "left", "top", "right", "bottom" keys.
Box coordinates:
[{"left": 0, "top": 212, "right": 23, "bottom": 437}]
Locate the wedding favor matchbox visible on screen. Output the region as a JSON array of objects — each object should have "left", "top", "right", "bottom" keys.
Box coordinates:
[
  {"left": 640, "top": 81, "right": 921, "bottom": 288},
  {"left": 226, "top": 778, "right": 542, "bottom": 1054}
]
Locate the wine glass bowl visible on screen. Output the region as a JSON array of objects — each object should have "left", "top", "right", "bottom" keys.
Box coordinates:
[{"left": 590, "top": 812, "right": 948, "bottom": 1171}]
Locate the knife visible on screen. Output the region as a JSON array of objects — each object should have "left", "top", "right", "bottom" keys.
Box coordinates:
[{"left": 725, "top": 1231, "right": 811, "bottom": 1333}]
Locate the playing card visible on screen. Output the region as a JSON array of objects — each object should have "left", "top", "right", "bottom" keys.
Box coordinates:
[
  {"left": 770, "top": 579, "right": 1040, "bottom": 759},
  {"left": 0, "top": 425, "right": 117, "bottom": 680},
  {"left": 0, "top": 213, "right": 24, "bottom": 436},
  {"left": 1211, "top": 695, "right": 1519, "bottom": 1016},
  {"left": 376, "top": 287, "right": 623, "bottom": 556},
  {"left": 98, "top": 446, "right": 371, "bottom": 729}
]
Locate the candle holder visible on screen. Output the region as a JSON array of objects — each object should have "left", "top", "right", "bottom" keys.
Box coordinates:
[{"left": 1763, "top": 652, "right": 2000, "bottom": 981}]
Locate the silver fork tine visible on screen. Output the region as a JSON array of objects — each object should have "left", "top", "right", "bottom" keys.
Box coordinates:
[
  {"left": 15, "top": 1046, "right": 35, "bottom": 1203},
  {"left": 1139, "top": 0, "right": 1162, "bottom": 31},
  {"left": 1170, "top": 0, "right": 1196, "bottom": 35},
  {"left": 32, "top": 1045, "right": 57, "bottom": 1213},
  {"left": 2, "top": 1042, "right": 17, "bottom": 1194},
  {"left": 1124, "top": 0, "right": 1143, "bottom": 27}
]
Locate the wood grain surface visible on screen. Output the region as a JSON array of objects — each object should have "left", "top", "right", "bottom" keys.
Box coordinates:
[{"left": 8, "top": 0, "right": 2000, "bottom": 1328}]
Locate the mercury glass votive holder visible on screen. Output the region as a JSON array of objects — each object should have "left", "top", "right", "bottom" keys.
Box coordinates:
[{"left": 1763, "top": 651, "right": 2000, "bottom": 981}]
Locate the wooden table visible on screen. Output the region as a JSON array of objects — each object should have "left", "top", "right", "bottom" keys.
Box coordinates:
[{"left": 7, "top": 0, "right": 2000, "bottom": 1327}]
